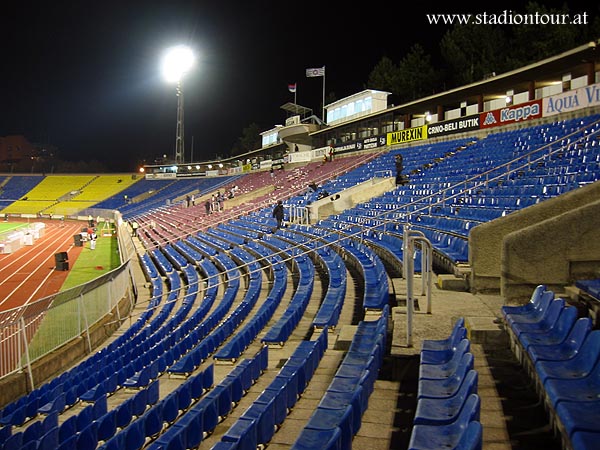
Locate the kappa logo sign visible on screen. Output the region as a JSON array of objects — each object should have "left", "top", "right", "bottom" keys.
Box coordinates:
[{"left": 480, "top": 100, "right": 542, "bottom": 128}]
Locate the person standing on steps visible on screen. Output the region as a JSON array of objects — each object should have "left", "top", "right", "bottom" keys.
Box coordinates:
[{"left": 272, "top": 200, "right": 284, "bottom": 229}]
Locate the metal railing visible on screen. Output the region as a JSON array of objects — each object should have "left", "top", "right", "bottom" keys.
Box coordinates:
[{"left": 0, "top": 212, "right": 136, "bottom": 386}]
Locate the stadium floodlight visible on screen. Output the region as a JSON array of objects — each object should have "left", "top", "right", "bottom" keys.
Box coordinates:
[{"left": 161, "top": 45, "right": 195, "bottom": 165}]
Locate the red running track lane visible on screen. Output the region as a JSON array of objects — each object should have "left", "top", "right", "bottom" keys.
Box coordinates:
[
  {"left": 0, "top": 221, "right": 88, "bottom": 377},
  {"left": 0, "top": 221, "right": 85, "bottom": 313}
]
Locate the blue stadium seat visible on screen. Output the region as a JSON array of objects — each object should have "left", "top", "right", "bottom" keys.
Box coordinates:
[
  {"left": 544, "top": 354, "right": 600, "bottom": 409},
  {"left": 527, "top": 317, "right": 592, "bottom": 364},
  {"left": 419, "top": 346, "right": 473, "bottom": 380},
  {"left": 222, "top": 417, "right": 258, "bottom": 450},
  {"left": 535, "top": 330, "right": 600, "bottom": 387},
  {"left": 76, "top": 422, "right": 98, "bottom": 450},
  {"left": 2, "top": 431, "right": 23, "bottom": 450},
  {"left": 555, "top": 400, "right": 600, "bottom": 442},
  {"left": 421, "top": 317, "right": 466, "bottom": 352},
  {"left": 414, "top": 370, "right": 479, "bottom": 425},
  {"left": 143, "top": 403, "right": 163, "bottom": 439},
  {"left": 58, "top": 415, "right": 77, "bottom": 444},
  {"left": 504, "top": 289, "right": 555, "bottom": 327},
  {"left": 96, "top": 409, "right": 117, "bottom": 442},
  {"left": 518, "top": 305, "right": 578, "bottom": 352},
  {"left": 171, "top": 408, "right": 204, "bottom": 449},
  {"left": 291, "top": 426, "right": 343, "bottom": 450},
  {"left": 510, "top": 298, "right": 566, "bottom": 338},
  {"left": 37, "top": 426, "right": 59, "bottom": 450},
  {"left": 420, "top": 338, "right": 471, "bottom": 366},
  {"left": 418, "top": 365, "right": 475, "bottom": 400},
  {"left": 501, "top": 284, "right": 547, "bottom": 320},
  {"left": 306, "top": 406, "right": 354, "bottom": 450},
  {"left": 161, "top": 391, "right": 180, "bottom": 425},
  {"left": 408, "top": 394, "right": 481, "bottom": 450},
  {"left": 124, "top": 418, "right": 145, "bottom": 450},
  {"left": 570, "top": 430, "right": 600, "bottom": 450},
  {"left": 115, "top": 397, "right": 134, "bottom": 429}
]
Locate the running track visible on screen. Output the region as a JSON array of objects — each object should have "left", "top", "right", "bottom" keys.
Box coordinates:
[
  {"left": 0, "top": 221, "right": 86, "bottom": 376},
  {"left": 0, "top": 221, "right": 85, "bottom": 313}
]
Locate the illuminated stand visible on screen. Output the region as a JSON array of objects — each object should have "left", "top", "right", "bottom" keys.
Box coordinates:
[{"left": 161, "top": 45, "right": 195, "bottom": 165}]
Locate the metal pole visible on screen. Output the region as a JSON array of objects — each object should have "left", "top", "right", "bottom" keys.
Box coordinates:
[
  {"left": 322, "top": 66, "right": 326, "bottom": 123},
  {"left": 19, "top": 317, "right": 35, "bottom": 390},
  {"left": 406, "top": 235, "right": 414, "bottom": 347},
  {"left": 175, "top": 80, "right": 185, "bottom": 165}
]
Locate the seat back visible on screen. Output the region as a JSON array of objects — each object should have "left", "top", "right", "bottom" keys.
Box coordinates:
[{"left": 456, "top": 420, "right": 483, "bottom": 450}]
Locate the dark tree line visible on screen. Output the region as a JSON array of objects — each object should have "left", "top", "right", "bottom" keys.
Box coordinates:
[{"left": 367, "top": 2, "right": 600, "bottom": 104}]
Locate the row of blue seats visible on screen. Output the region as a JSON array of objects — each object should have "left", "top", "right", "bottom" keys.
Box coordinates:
[
  {"left": 311, "top": 244, "right": 348, "bottom": 329},
  {"left": 1, "top": 216, "right": 268, "bottom": 447},
  {"left": 502, "top": 285, "right": 600, "bottom": 449},
  {"left": 409, "top": 317, "right": 482, "bottom": 450},
  {"left": 575, "top": 278, "right": 600, "bottom": 300},
  {"left": 97, "top": 364, "right": 212, "bottom": 450},
  {"left": 303, "top": 225, "right": 389, "bottom": 311},
  {"left": 146, "top": 346, "right": 268, "bottom": 450},
  {"left": 315, "top": 219, "right": 424, "bottom": 275},
  {"left": 0, "top": 245, "right": 204, "bottom": 441},
  {"left": 214, "top": 245, "right": 287, "bottom": 361},
  {"left": 213, "top": 329, "right": 329, "bottom": 450},
  {"left": 0, "top": 254, "right": 176, "bottom": 428},
  {"left": 291, "top": 307, "right": 388, "bottom": 450},
  {"left": 261, "top": 234, "right": 316, "bottom": 345},
  {"left": 273, "top": 227, "right": 349, "bottom": 330},
  {"left": 2, "top": 382, "right": 156, "bottom": 450}
]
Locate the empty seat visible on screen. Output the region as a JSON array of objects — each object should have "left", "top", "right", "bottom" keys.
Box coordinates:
[
  {"left": 414, "top": 370, "right": 479, "bottom": 426},
  {"left": 408, "top": 394, "right": 481, "bottom": 450},
  {"left": 421, "top": 317, "right": 466, "bottom": 352},
  {"left": 527, "top": 317, "right": 592, "bottom": 365}
]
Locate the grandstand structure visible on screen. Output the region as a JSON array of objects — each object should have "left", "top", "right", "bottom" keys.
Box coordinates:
[{"left": 0, "top": 42, "right": 599, "bottom": 449}]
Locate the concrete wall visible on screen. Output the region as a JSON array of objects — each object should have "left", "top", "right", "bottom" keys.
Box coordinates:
[
  {"left": 309, "top": 177, "right": 396, "bottom": 223},
  {"left": 501, "top": 198, "right": 600, "bottom": 302},
  {"left": 470, "top": 181, "right": 600, "bottom": 294}
]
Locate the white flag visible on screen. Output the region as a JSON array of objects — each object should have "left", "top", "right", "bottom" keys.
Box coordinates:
[{"left": 306, "top": 66, "right": 325, "bottom": 77}]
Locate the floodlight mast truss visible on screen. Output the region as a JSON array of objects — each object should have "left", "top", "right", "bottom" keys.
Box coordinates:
[
  {"left": 162, "top": 45, "right": 194, "bottom": 166},
  {"left": 175, "top": 81, "right": 185, "bottom": 165}
]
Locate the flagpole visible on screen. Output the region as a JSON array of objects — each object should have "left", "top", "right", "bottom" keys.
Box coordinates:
[{"left": 322, "top": 65, "right": 326, "bottom": 123}]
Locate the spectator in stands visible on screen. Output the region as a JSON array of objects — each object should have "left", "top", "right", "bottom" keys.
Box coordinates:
[
  {"left": 329, "top": 145, "right": 334, "bottom": 161},
  {"left": 131, "top": 221, "right": 139, "bottom": 237},
  {"left": 205, "top": 199, "right": 211, "bottom": 215},
  {"left": 185, "top": 194, "right": 191, "bottom": 207},
  {"left": 191, "top": 194, "right": 195, "bottom": 206},
  {"left": 272, "top": 200, "right": 284, "bottom": 229},
  {"left": 217, "top": 191, "right": 224, "bottom": 211},
  {"left": 395, "top": 154, "right": 405, "bottom": 186}
]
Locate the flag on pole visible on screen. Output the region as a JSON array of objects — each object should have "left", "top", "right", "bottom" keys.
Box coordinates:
[
  {"left": 288, "top": 83, "right": 297, "bottom": 93},
  {"left": 306, "top": 66, "right": 325, "bottom": 77}
]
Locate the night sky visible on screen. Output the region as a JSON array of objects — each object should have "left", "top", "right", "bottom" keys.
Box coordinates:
[{"left": 0, "top": 1, "right": 596, "bottom": 171}]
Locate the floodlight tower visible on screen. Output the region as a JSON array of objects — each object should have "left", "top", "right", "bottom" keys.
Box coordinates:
[{"left": 161, "top": 45, "right": 195, "bottom": 165}]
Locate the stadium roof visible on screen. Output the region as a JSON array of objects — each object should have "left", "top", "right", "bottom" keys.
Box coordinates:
[
  {"left": 311, "top": 40, "right": 600, "bottom": 135},
  {"left": 280, "top": 102, "right": 313, "bottom": 117}
]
